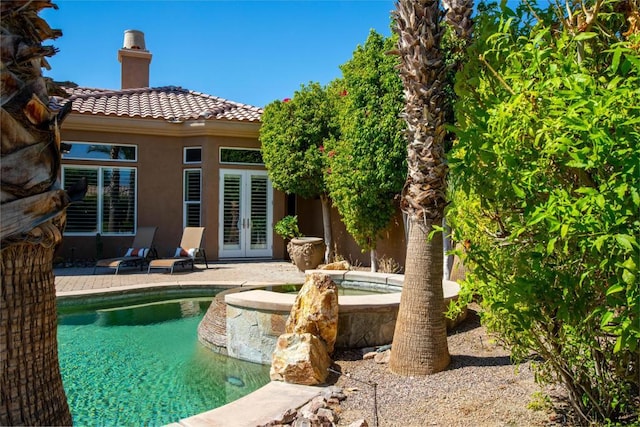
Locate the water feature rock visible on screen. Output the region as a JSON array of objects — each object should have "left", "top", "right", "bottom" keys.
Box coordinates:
[
  {"left": 320, "top": 260, "right": 350, "bottom": 270},
  {"left": 270, "top": 333, "right": 332, "bottom": 385},
  {"left": 286, "top": 272, "right": 339, "bottom": 353}
]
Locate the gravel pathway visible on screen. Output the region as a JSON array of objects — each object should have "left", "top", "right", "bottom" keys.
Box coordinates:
[{"left": 329, "top": 306, "right": 570, "bottom": 427}]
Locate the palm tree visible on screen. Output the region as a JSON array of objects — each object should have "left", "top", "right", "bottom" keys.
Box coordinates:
[
  {"left": 442, "top": 0, "right": 474, "bottom": 40},
  {"left": 389, "top": 0, "right": 451, "bottom": 375},
  {"left": 0, "top": 1, "right": 77, "bottom": 424}
]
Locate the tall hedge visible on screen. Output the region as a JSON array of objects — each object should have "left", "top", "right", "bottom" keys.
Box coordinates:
[
  {"left": 327, "top": 31, "right": 406, "bottom": 256},
  {"left": 449, "top": 0, "right": 639, "bottom": 423}
]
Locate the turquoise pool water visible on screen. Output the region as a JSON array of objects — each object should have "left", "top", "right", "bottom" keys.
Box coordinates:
[{"left": 57, "top": 298, "right": 270, "bottom": 426}]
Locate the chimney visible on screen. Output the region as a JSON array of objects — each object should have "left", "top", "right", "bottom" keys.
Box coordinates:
[{"left": 117, "top": 30, "right": 152, "bottom": 89}]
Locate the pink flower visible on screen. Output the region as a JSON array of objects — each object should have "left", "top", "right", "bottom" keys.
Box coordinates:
[
  {"left": 328, "top": 150, "right": 335, "bottom": 158},
  {"left": 283, "top": 98, "right": 291, "bottom": 103},
  {"left": 340, "top": 90, "right": 348, "bottom": 97},
  {"left": 319, "top": 145, "right": 325, "bottom": 153}
]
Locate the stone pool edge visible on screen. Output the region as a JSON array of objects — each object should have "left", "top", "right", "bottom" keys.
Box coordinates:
[{"left": 169, "top": 381, "right": 327, "bottom": 427}]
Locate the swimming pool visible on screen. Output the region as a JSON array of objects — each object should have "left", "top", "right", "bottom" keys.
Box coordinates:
[{"left": 57, "top": 297, "right": 270, "bottom": 426}]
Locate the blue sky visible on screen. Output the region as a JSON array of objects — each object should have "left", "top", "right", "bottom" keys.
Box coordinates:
[{"left": 41, "top": 1, "right": 396, "bottom": 107}]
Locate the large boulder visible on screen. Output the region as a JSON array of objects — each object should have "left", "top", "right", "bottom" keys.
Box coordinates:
[
  {"left": 269, "top": 333, "right": 332, "bottom": 385},
  {"left": 285, "top": 272, "right": 339, "bottom": 353}
]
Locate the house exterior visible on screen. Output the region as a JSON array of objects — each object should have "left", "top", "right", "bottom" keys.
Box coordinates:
[{"left": 54, "top": 30, "right": 406, "bottom": 267}]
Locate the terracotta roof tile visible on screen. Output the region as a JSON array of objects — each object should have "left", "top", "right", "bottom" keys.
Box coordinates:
[{"left": 51, "top": 86, "right": 262, "bottom": 123}]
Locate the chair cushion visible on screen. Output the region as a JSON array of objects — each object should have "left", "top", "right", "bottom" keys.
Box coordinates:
[
  {"left": 174, "top": 247, "right": 197, "bottom": 258},
  {"left": 125, "top": 247, "right": 149, "bottom": 257}
]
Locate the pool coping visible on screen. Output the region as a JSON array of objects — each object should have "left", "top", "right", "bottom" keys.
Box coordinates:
[
  {"left": 55, "top": 280, "right": 286, "bottom": 299},
  {"left": 169, "top": 381, "right": 326, "bottom": 427}
]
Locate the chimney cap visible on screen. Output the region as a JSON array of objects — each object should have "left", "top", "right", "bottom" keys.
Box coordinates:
[{"left": 123, "top": 29, "right": 146, "bottom": 50}]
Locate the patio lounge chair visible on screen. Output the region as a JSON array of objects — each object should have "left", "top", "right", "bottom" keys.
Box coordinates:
[
  {"left": 147, "top": 227, "right": 208, "bottom": 274},
  {"left": 93, "top": 226, "right": 158, "bottom": 274}
]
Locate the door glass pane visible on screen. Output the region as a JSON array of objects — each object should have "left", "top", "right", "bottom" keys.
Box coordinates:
[
  {"left": 63, "top": 168, "right": 98, "bottom": 233},
  {"left": 250, "top": 175, "right": 268, "bottom": 250},
  {"left": 223, "top": 175, "right": 241, "bottom": 249},
  {"left": 101, "top": 168, "right": 135, "bottom": 234}
]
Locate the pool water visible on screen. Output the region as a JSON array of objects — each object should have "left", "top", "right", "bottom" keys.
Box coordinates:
[{"left": 57, "top": 298, "right": 270, "bottom": 426}]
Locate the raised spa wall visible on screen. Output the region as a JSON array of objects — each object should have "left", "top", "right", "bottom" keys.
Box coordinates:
[{"left": 197, "top": 270, "right": 465, "bottom": 365}]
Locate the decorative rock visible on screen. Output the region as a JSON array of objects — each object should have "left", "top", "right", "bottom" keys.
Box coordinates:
[
  {"left": 326, "top": 397, "right": 341, "bottom": 407},
  {"left": 362, "top": 351, "right": 377, "bottom": 360},
  {"left": 286, "top": 273, "right": 339, "bottom": 353},
  {"left": 260, "top": 386, "right": 349, "bottom": 427},
  {"left": 270, "top": 333, "right": 332, "bottom": 385},
  {"left": 291, "top": 418, "right": 312, "bottom": 427},
  {"left": 276, "top": 408, "right": 299, "bottom": 425},
  {"left": 348, "top": 420, "right": 369, "bottom": 427},
  {"left": 300, "top": 396, "right": 327, "bottom": 417},
  {"left": 322, "top": 386, "right": 346, "bottom": 401},
  {"left": 373, "top": 349, "right": 391, "bottom": 364},
  {"left": 320, "top": 260, "right": 350, "bottom": 270},
  {"left": 316, "top": 407, "right": 335, "bottom": 423}
]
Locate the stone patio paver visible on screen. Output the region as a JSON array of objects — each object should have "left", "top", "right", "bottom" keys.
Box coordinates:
[{"left": 55, "top": 261, "right": 306, "bottom": 294}]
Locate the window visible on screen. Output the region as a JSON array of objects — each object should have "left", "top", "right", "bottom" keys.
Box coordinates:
[
  {"left": 184, "top": 147, "right": 202, "bottom": 164},
  {"left": 61, "top": 142, "right": 137, "bottom": 162},
  {"left": 220, "top": 148, "right": 263, "bottom": 164},
  {"left": 62, "top": 166, "right": 137, "bottom": 234},
  {"left": 184, "top": 169, "right": 201, "bottom": 227}
]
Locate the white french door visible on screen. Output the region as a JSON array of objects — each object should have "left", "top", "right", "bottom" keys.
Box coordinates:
[{"left": 219, "top": 169, "right": 273, "bottom": 258}]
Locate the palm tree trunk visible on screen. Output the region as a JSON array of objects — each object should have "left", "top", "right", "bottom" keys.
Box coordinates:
[
  {"left": 390, "top": 222, "right": 450, "bottom": 374},
  {"left": 1, "top": 227, "right": 72, "bottom": 426},
  {"left": 1, "top": 1, "right": 74, "bottom": 424},
  {"left": 389, "top": 0, "right": 451, "bottom": 375}
]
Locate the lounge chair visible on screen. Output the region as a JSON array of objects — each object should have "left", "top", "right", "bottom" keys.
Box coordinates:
[
  {"left": 93, "top": 226, "right": 158, "bottom": 274},
  {"left": 147, "top": 227, "right": 207, "bottom": 274}
]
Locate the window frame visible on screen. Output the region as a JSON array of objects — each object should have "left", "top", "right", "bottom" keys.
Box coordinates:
[
  {"left": 219, "top": 147, "right": 263, "bottom": 165},
  {"left": 183, "top": 147, "right": 202, "bottom": 164},
  {"left": 183, "top": 168, "right": 202, "bottom": 228},
  {"left": 61, "top": 141, "right": 138, "bottom": 162},
  {"left": 62, "top": 164, "right": 138, "bottom": 236}
]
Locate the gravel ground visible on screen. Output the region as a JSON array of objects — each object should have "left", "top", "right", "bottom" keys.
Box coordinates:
[{"left": 328, "top": 305, "right": 572, "bottom": 427}]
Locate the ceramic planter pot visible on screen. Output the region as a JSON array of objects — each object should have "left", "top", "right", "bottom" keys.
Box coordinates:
[{"left": 287, "top": 237, "right": 325, "bottom": 272}]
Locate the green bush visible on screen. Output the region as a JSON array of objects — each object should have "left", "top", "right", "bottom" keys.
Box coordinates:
[
  {"left": 274, "top": 215, "right": 302, "bottom": 240},
  {"left": 449, "top": 1, "right": 640, "bottom": 423}
]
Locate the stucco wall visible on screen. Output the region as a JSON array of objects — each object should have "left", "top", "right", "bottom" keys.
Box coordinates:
[
  {"left": 56, "top": 119, "right": 288, "bottom": 263},
  {"left": 296, "top": 197, "right": 407, "bottom": 269}
]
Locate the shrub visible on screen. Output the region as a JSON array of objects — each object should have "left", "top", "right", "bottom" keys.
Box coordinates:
[
  {"left": 449, "top": 1, "right": 640, "bottom": 423},
  {"left": 274, "top": 215, "right": 302, "bottom": 240}
]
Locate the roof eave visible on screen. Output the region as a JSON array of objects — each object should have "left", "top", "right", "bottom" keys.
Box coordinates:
[{"left": 61, "top": 113, "right": 261, "bottom": 138}]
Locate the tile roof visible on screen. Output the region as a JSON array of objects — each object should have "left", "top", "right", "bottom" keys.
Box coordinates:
[{"left": 52, "top": 86, "right": 262, "bottom": 123}]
